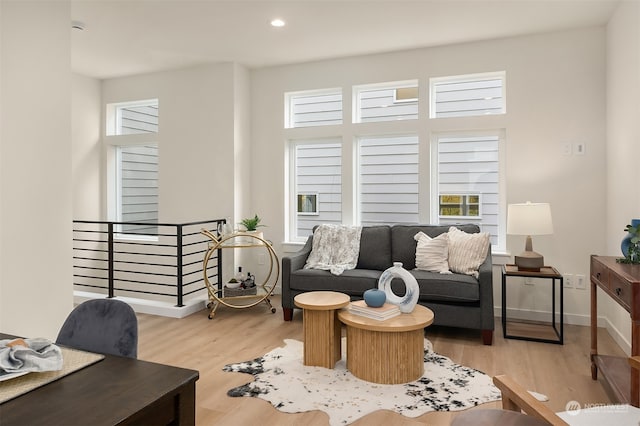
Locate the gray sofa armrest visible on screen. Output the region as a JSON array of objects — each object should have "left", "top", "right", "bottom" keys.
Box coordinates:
[
  {"left": 476, "top": 246, "right": 495, "bottom": 331},
  {"left": 281, "top": 236, "right": 313, "bottom": 311}
]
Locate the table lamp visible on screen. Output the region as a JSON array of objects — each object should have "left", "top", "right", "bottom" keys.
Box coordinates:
[{"left": 507, "top": 201, "right": 553, "bottom": 271}]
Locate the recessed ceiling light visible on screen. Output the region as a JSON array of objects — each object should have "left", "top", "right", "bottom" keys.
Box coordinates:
[{"left": 270, "top": 18, "right": 285, "bottom": 28}]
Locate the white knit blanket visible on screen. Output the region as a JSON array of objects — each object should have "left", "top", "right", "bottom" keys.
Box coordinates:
[{"left": 304, "top": 224, "right": 362, "bottom": 275}]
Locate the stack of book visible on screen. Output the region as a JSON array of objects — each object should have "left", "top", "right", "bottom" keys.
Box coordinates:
[{"left": 349, "top": 300, "right": 401, "bottom": 321}]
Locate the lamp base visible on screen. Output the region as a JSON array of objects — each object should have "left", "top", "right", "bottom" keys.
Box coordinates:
[{"left": 514, "top": 251, "right": 544, "bottom": 272}]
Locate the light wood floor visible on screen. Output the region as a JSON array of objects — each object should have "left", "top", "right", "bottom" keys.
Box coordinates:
[{"left": 137, "top": 296, "right": 626, "bottom": 425}]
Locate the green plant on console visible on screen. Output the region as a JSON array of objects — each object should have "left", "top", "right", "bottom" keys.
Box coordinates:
[
  {"left": 618, "top": 222, "right": 640, "bottom": 264},
  {"left": 240, "top": 214, "right": 265, "bottom": 232}
]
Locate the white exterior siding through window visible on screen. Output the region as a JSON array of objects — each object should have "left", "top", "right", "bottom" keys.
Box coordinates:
[
  {"left": 355, "top": 82, "right": 419, "bottom": 123},
  {"left": 106, "top": 99, "right": 159, "bottom": 236},
  {"left": 430, "top": 72, "right": 505, "bottom": 118},
  {"left": 117, "top": 144, "right": 159, "bottom": 234},
  {"left": 359, "top": 135, "right": 419, "bottom": 225},
  {"left": 293, "top": 140, "right": 342, "bottom": 240},
  {"left": 435, "top": 133, "right": 501, "bottom": 246},
  {"left": 286, "top": 89, "right": 342, "bottom": 128},
  {"left": 117, "top": 103, "right": 159, "bottom": 135}
]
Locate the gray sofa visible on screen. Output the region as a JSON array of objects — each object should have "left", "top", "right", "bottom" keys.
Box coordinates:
[{"left": 281, "top": 224, "right": 494, "bottom": 345}]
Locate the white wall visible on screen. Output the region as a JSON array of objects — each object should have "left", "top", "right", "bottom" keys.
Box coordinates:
[
  {"left": 250, "top": 27, "right": 606, "bottom": 325},
  {"left": 72, "top": 74, "right": 102, "bottom": 220},
  {"left": 0, "top": 1, "right": 73, "bottom": 338},
  {"left": 603, "top": 0, "right": 640, "bottom": 353},
  {"left": 100, "top": 63, "right": 239, "bottom": 224}
]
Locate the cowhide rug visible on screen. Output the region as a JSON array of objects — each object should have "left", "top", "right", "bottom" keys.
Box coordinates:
[{"left": 223, "top": 338, "right": 501, "bottom": 425}]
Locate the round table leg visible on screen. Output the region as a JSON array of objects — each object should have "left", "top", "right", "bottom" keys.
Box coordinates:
[{"left": 302, "top": 308, "right": 342, "bottom": 368}]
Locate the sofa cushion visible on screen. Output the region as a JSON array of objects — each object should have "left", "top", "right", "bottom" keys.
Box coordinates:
[
  {"left": 390, "top": 224, "right": 477, "bottom": 269},
  {"left": 391, "top": 270, "right": 480, "bottom": 302},
  {"left": 414, "top": 231, "right": 450, "bottom": 273},
  {"left": 447, "top": 226, "right": 490, "bottom": 279},
  {"left": 355, "top": 226, "right": 392, "bottom": 270},
  {"left": 290, "top": 268, "right": 381, "bottom": 296}
]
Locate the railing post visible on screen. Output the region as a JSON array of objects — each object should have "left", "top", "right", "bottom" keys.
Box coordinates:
[
  {"left": 176, "top": 224, "right": 184, "bottom": 307},
  {"left": 108, "top": 222, "right": 114, "bottom": 298}
]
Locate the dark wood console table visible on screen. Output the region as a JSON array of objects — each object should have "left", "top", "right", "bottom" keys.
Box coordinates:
[{"left": 590, "top": 255, "right": 640, "bottom": 407}]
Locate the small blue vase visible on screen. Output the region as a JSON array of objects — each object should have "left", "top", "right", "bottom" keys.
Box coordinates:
[
  {"left": 621, "top": 219, "right": 640, "bottom": 257},
  {"left": 363, "top": 288, "right": 386, "bottom": 308}
]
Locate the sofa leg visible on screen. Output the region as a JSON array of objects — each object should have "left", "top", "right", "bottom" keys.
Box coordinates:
[
  {"left": 481, "top": 330, "right": 493, "bottom": 345},
  {"left": 283, "top": 308, "right": 293, "bottom": 321}
]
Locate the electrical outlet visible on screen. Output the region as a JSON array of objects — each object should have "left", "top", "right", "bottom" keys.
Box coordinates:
[
  {"left": 564, "top": 274, "right": 573, "bottom": 288},
  {"left": 524, "top": 277, "right": 534, "bottom": 285},
  {"left": 575, "top": 274, "right": 586, "bottom": 290}
]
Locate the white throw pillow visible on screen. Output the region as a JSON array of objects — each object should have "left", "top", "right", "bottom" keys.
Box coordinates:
[
  {"left": 447, "top": 226, "right": 490, "bottom": 279},
  {"left": 414, "top": 231, "right": 451, "bottom": 274}
]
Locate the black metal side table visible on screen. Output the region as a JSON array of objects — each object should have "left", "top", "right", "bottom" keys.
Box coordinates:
[{"left": 501, "top": 264, "right": 564, "bottom": 344}]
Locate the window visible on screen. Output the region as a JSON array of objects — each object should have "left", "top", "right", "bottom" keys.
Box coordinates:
[
  {"left": 439, "top": 194, "right": 480, "bottom": 218},
  {"left": 116, "top": 144, "right": 159, "bottom": 235},
  {"left": 354, "top": 81, "right": 418, "bottom": 123},
  {"left": 358, "top": 135, "right": 419, "bottom": 225},
  {"left": 289, "top": 139, "right": 342, "bottom": 240},
  {"left": 285, "top": 89, "right": 342, "bottom": 128},
  {"left": 284, "top": 75, "right": 506, "bottom": 248},
  {"left": 106, "top": 99, "right": 159, "bottom": 135},
  {"left": 106, "top": 99, "right": 159, "bottom": 237},
  {"left": 430, "top": 72, "right": 505, "bottom": 118},
  {"left": 433, "top": 133, "right": 502, "bottom": 246},
  {"left": 297, "top": 193, "right": 319, "bottom": 215}
]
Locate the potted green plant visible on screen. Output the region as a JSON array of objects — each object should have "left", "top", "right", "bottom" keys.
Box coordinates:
[
  {"left": 240, "top": 214, "right": 264, "bottom": 232},
  {"left": 238, "top": 214, "right": 265, "bottom": 243}
]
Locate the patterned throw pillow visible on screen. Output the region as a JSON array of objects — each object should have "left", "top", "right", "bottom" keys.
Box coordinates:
[
  {"left": 447, "top": 226, "right": 490, "bottom": 279},
  {"left": 414, "top": 231, "right": 451, "bottom": 274}
]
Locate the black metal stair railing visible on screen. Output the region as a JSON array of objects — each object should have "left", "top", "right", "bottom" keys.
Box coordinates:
[{"left": 72, "top": 219, "right": 224, "bottom": 307}]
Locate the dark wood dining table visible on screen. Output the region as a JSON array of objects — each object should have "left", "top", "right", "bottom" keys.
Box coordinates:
[{"left": 0, "top": 333, "right": 199, "bottom": 425}]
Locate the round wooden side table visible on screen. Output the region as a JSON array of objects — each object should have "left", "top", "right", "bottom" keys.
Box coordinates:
[
  {"left": 338, "top": 304, "right": 434, "bottom": 384},
  {"left": 294, "top": 291, "right": 350, "bottom": 368}
]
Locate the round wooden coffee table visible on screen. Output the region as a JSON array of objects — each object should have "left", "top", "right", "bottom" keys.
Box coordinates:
[
  {"left": 294, "top": 291, "right": 351, "bottom": 368},
  {"left": 338, "top": 304, "right": 434, "bottom": 384}
]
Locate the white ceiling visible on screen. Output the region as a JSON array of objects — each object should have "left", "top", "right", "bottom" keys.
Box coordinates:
[{"left": 71, "top": 0, "right": 620, "bottom": 80}]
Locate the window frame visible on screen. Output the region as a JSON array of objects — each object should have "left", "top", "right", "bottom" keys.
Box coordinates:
[
  {"left": 430, "top": 129, "right": 506, "bottom": 252},
  {"left": 287, "top": 138, "right": 343, "bottom": 243},
  {"left": 105, "top": 99, "right": 159, "bottom": 241}
]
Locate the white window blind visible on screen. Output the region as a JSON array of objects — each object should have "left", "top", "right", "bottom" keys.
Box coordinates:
[
  {"left": 355, "top": 82, "right": 419, "bottom": 123},
  {"left": 286, "top": 89, "right": 343, "bottom": 128},
  {"left": 436, "top": 134, "right": 500, "bottom": 245},
  {"left": 293, "top": 140, "right": 342, "bottom": 239},
  {"left": 359, "top": 135, "right": 419, "bottom": 225},
  {"left": 431, "top": 72, "right": 505, "bottom": 118}
]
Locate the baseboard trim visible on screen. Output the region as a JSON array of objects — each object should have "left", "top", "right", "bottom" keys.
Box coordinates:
[
  {"left": 74, "top": 291, "right": 207, "bottom": 319},
  {"left": 494, "top": 306, "right": 631, "bottom": 354}
]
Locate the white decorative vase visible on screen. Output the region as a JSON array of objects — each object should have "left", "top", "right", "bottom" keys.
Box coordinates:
[{"left": 378, "top": 262, "right": 419, "bottom": 313}]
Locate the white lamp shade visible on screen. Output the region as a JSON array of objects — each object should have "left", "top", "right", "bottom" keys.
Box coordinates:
[{"left": 507, "top": 202, "right": 553, "bottom": 236}]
